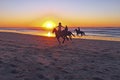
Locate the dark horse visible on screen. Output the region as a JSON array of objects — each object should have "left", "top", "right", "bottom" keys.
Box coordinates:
[
  {"left": 52, "top": 28, "right": 75, "bottom": 44},
  {"left": 74, "top": 29, "right": 85, "bottom": 36}
]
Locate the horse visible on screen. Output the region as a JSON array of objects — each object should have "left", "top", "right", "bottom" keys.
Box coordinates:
[
  {"left": 64, "top": 30, "right": 75, "bottom": 40},
  {"left": 52, "top": 28, "right": 75, "bottom": 44},
  {"left": 74, "top": 29, "right": 85, "bottom": 36}
]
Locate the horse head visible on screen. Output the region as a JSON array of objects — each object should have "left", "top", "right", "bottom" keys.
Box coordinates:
[
  {"left": 74, "top": 29, "right": 78, "bottom": 32},
  {"left": 52, "top": 28, "right": 57, "bottom": 33}
]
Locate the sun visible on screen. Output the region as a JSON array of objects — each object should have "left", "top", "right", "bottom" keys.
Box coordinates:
[{"left": 43, "top": 21, "right": 56, "bottom": 30}]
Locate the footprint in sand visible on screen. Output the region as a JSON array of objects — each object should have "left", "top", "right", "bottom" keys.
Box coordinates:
[
  {"left": 0, "top": 60, "right": 3, "bottom": 68},
  {"left": 54, "top": 76, "right": 60, "bottom": 80},
  {"left": 101, "top": 49, "right": 109, "bottom": 52},
  {"left": 64, "top": 75, "right": 74, "bottom": 80},
  {"left": 38, "top": 74, "right": 49, "bottom": 80},
  {"left": 23, "top": 78, "right": 30, "bottom": 80},
  {"left": 10, "top": 63, "right": 17, "bottom": 68},
  {"left": 96, "top": 71, "right": 104, "bottom": 74},
  {"left": 0, "top": 60, "right": 3, "bottom": 64},
  {"left": 92, "top": 77, "right": 104, "bottom": 80},
  {"left": 36, "top": 67, "right": 44, "bottom": 71},
  {"left": 111, "top": 75, "right": 120, "bottom": 80},
  {"left": 11, "top": 69, "right": 19, "bottom": 74}
]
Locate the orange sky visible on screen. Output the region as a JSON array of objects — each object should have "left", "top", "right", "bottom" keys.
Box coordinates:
[{"left": 0, "top": 0, "right": 120, "bottom": 28}]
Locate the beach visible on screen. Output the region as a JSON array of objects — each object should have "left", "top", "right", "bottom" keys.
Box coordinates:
[{"left": 0, "top": 32, "right": 120, "bottom": 80}]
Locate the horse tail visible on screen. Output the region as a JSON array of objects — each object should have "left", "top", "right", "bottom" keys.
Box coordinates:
[
  {"left": 82, "top": 31, "right": 85, "bottom": 35},
  {"left": 72, "top": 33, "right": 75, "bottom": 37},
  {"left": 70, "top": 31, "right": 75, "bottom": 37}
]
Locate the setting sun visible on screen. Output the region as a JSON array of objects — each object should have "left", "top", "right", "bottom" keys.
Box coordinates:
[{"left": 43, "top": 21, "right": 56, "bottom": 30}]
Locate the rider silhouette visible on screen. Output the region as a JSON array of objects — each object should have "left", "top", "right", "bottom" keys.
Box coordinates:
[
  {"left": 57, "top": 22, "right": 64, "bottom": 33},
  {"left": 78, "top": 27, "right": 80, "bottom": 32},
  {"left": 64, "top": 25, "right": 68, "bottom": 35},
  {"left": 65, "top": 25, "right": 68, "bottom": 32},
  {"left": 56, "top": 22, "right": 69, "bottom": 40}
]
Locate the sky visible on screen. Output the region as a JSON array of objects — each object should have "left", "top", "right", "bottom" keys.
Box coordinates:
[{"left": 0, "top": 0, "right": 120, "bottom": 28}]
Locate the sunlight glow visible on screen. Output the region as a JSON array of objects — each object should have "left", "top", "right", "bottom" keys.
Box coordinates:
[
  {"left": 48, "top": 32, "right": 51, "bottom": 37},
  {"left": 43, "top": 21, "right": 56, "bottom": 30},
  {"left": 46, "top": 32, "right": 55, "bottom": 37}
]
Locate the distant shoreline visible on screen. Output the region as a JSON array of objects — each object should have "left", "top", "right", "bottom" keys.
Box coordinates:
[
  {"left": 0, "top": 27, "right": 120, "bottom": 42},
  {"left": 0, "top": 31, "right": 120, "bottom": 42}
]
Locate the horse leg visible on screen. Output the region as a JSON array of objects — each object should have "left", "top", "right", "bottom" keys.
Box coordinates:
[
  {"left": 77, "top": 33, "right": 79, "bottom": 36},
  {"left": 72, "top": 33, "right": 75, "bottom": 37},
  {"left": 81, "top": 33, "right": 83, "bottom": 37},
  {"left": 81, "top": 33, "right": 84, "bottom": 36},
  {"left": 57, "top": 37, "right": 61, "bottom": 44},
  {"left": 84, "top": 32, "right": 85, "bottom": 35},
  {"left": 69, "top": 36, "right": 72, "bottom": 40},
  {"left": 62, "top": 37, "right": 66, "bottom": 44},
  {"left": 66, "top": 36, "right": 69, "bottom": 41},
  {"left": 77, "top": 33, "right": 78, "bottom": 36}
]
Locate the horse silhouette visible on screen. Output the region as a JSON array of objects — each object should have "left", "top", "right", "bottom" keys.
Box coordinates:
[
  {"left": 74, "top": 29, "right": 85, "bottom": 36},
  {"left": 65, "top": 30, "right": 75, "bottom": 40},
  {"left": 52, "top": 28, "right": 74, "bottom": 44}
]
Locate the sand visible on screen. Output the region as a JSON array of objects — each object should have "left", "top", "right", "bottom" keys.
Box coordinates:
[{"left": 0, "top": 32, "right": 120, "bottom": 80}]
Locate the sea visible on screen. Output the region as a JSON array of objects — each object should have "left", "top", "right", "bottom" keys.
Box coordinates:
[{"left": 0, "top": 27, "right": 120, "bottom": 41}]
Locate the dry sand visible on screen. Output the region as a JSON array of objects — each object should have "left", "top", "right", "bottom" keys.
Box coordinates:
[{"left": 0, "top": 32, "right": 120, "bottom": 80}]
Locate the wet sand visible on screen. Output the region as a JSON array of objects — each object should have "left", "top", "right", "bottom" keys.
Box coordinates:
[{"left": 0, "top": 32, "right": 120, "bottom": 80}]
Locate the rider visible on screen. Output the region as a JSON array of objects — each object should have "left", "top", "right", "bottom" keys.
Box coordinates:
[
  {"left": 57, "top": 22, "right": 64, "bottom": 33},
  {"left": 65, "top": 25, "right": 68, "bottom": 32},
  {"left": 56, "top": 22, "right": 69, "bottom": 40},
  {"left": 64, "top": 25, "right": 68, "bottom": 35},
  {"left": 78, "top": 27, "right": 80, "bottom": 32}
]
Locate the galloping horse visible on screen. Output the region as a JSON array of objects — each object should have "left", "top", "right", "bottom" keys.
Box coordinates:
[
  {"left": 74, "top": 29, "right": 85, "bottom": 36},
  {"left": 64, "top": 30, "right": 75, "bottom": 40},
  {"left": 52, "top": 28, "right": 74, "bottom": 44}
]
